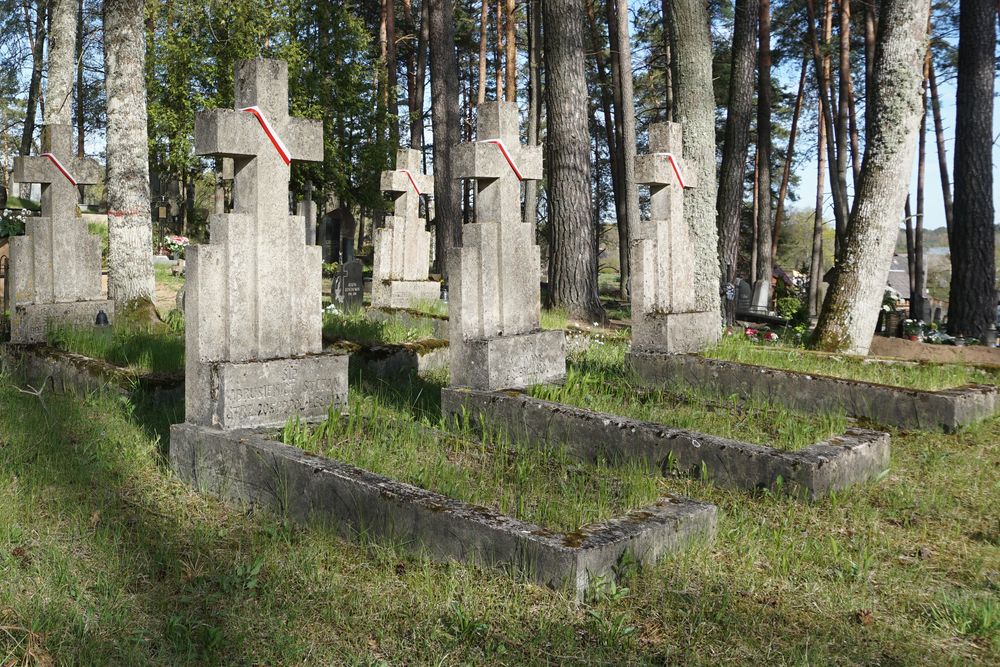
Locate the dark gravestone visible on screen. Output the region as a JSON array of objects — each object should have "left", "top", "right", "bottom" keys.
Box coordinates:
[
  {"left": 736, "top": 279, "right": 752, "bottom": 313},
  {"left": 332, "top": 259, "right": 364, "bottom": 311}
]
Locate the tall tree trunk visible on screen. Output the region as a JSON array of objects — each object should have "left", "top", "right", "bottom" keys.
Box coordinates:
[
  {"left": 927, "top": 58, "right": 953, "bottom": 244},
  {"left": 544, "top": 0, "right": 604, "bottom": 321},
  {"left": 947, "top": 0, "right": 997, "bottom": 339},
  {"left": 771, "top": 54, "right": 807, "bottom": 263},
  {"left": 809, "top": 94, "right": 827, "bottom": 319},
  {"left": 20, "top": 0, "right": 46, "bottom": 157},
  {"left": 753, "top": 0, "right": 773, "bottom": 306},
  {"left": 750, "top": 151, "right": 759, "bottom": 284},
  {"left": 668, "top": 0, "right": 721, "bottom": 314},
  {"left": 386, "top": 0, "right": 399, "bottom": 146},
  {"left": 614, "top": 0, "right": 640, "bottom": 302},
  {"left": 835, "top": 0, "right": 852, "bottom": 192},
  {"left": 47, "top": 0, "right": 77, "bottom": 126},
  {"left": 812, "top": 0, "right": 930, "bottom": 354},
  {"left": 429, "top": 0, "right": 462, "bottom": 279},
  {"left": 523, "top": 0, "right": 542, "bottom": 228},
  {"left": 606, "top": 0, "right": 629, "bottom": 299},
  {"left": 912, "top": 62, "right": 928, "bottom": 321},
  {"left": 104, "top": 0, "right": 155, "bottom": 305},
  {"left": 411, "top": 0, "right": 429, "bottom": 148},
  {"left": 495, "top": 0, "right": 504, "bottom": 98},
  {"left": 76, "top": 0, "right": 85, "bottom": 156},
  {"left": 905, "top": 195, "right": 916, "bottom": 298},
  {"left": 716, "top": 0, "right": 757, "bottom": 325},
  {"left": 505, "top": 0, "right": 516, "bottom": 101},
  {"left": 477, "top": 0, "right": 489, "bottom": 104},
  {"left": 660, "top": 0, "right": 674, "bottom": 121},
  {"left": 863, "top": 0, "right": 876, "bottom": 144}
]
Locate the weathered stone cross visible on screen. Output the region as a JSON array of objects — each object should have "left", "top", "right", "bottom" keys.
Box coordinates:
[
  {"left": 193, "top": 59, "right": 323, "bottom": 361},
  {"left": 11, "top": 123, "right": 103, "bottom": 305},
  {"left": 631, "top": 121, "right": 718, "bottom": 353}
]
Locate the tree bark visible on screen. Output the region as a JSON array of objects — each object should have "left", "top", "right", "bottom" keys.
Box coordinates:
[
  {"left": 386, "top": 0, "right": 399, "bottom": 146},
  {"left": 927, "top": 58, "right": 953, "bottom": 245},
  {"left": 667, "top": 0, "right": 721, "bottom": 314},
  {"left": 835, "top": 0, "right": 852, "bottom": 191},
  {"left": 495, "top": 0, "right": 504, "bottom": 99},
  {"left": 76, "top": 0, "right": 85, "bottom": 157},
  {"left": 104, "top": 0, "right": 155, "bottom": 305},
  {"left": 606, "top": 0, "right": 629, "bottom": 299},
  {"left": 912, "top": 60, "right": 928, "bottom": 321},
  {"left": 660, "top": 0, "right": 674, "bottom": 121},
  {"left": 47, "top": 0, "right": 77, "bottom": 126},
  {"left": 523, "top": 0, "right": 542, "bottom": 228},
  {"left": 947, "top": 0, "right": 997, "bottom": 339},
  {"left": 428, "top": 0, "right": 462, "bottom": 279},
  {"left": 754, "top": 0, "right": 773, "bottom": 306},
  {"left": 771, "top": 54, "right": 807, "bottom": 264},
  {"left": 544, "top": 0, "right": 604, "bottom": 321},
  {"left": 477, "top": 0, "right": 489, "bottom": 104},
  {"left": 20, "top": 0, "right": 46, "bottom": 157},
  {"left": 716, "top": 0, "right": 757, "bottom": 324},
  {"left": 812, "top": 0, "right": 930, "bottom": 354},
  {"left": 863, "top": 0, "right": 876, "bottom": 143},
  {"left": 412, "top": 0, "right": 429, "bottom": 148},
  {"left": 809, "top": 94, "right": 827, "bottom": 319},
  {"left": 614, "top": 0, "right": 640, "bottom": 302},
  {"left": 505, "top": 0, "right": 516, "bottom": 101}
]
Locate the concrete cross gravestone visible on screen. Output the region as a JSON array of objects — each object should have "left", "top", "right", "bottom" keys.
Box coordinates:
[
  {"left": 372, "top": 148, "right": 439, "bottom": 308},
  {"left": 631, "top": 121, "right": 720, "bottom": 353},
  {"left": 183, "top": 59, "right": 346, "bottom": 429},
  {"left": 449, "top": 102, "right": 565, "bottom": 389},
  {"left": 9, "top": 123, "right": 113, "bottom": 343}
]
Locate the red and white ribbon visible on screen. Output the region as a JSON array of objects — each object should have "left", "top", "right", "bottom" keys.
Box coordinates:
[
  {"left": 399, "top": 169, "right": 422, "bottom": 195},
  {"left": 41, "top": 152, "right": 77, "bottom": 186},
  {"left": 480, "top": 138, "right": 523, "bottom": 181},
  {"left": 651, "top": 152, "right": 687, "bottom": 189},
  {"left": 240, "top": 106, "right": 291, "bottom": 166}
]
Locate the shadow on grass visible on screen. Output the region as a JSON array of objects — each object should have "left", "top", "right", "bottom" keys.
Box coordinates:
[{"left": 348, "top": 364, "right": 444, "bottom": 423}]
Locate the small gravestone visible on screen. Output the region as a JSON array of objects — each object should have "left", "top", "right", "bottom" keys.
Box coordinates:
[
  {"left": 372, "top": 149, "right": 440, "bottom": 308},
  {"left": 736, "top": 279, "right": 752, "bottom": 313},
  {"left": 449, "top": 102, "right": 564, "bottom": 390},
  {"left": 181, "top": 59, "right": 346, "bottom": 430},
  {"left": 297, "top": 181, "right": 316, "bottom": 246},
  {"left": 630, "top": 121, "right": 720, "bottom": 353},
  {"left": 332, "top": 259, "right": 364, "bottom": 312},
  {"left": 9, "top": 123, "right": 113, "bottom": 343}
]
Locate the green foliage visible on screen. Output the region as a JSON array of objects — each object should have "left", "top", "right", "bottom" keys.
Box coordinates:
[{"left": 47, "top": 322, "right": 184, "bottom": 374}]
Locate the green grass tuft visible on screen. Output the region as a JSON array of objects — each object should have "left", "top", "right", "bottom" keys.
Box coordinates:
[{"left": 47, "top": 322, "right": 184, "bottom": 374}]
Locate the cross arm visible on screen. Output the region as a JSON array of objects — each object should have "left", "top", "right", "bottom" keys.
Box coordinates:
[
  {"left": 453, "top": 142, "right": 542, "bottom": 182},
  {"left": 284, "top": 117, "right": 324, "bottom": 163},
  {"left": 634, "top": 154, "right": 696, "bottom": 189},
  {"left": 69, "top": 156, "right": 103, "bottom": 185},
  {"left": 12, "top": 155, "right": 53, "bottom": 184},
  {"left": 381, "top": 169, "right": 433, "bottom": 196},
  {"left": 195, "top": 109, "right": 263, "bottom": 157}
]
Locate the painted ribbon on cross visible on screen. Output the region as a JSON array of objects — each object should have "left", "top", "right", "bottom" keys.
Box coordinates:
[
  {"left": 399, "top": 169, "right": 422, "bottom": 195},
  {"left": 650, "top": 152, "right": 687, "bottom": 189},
  {"left": 41, "top": 153, "right": 77, "bottom": 186},
  {"left": 480, "top": 139, "right": 523, "bottom": 181},
  {"left": 240, "top": 106, "right": 291, "bottom": 166}
]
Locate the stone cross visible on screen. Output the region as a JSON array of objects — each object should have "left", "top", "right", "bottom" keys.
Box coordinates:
[
  {"left": 448, "top": 102, "right": 563, "bottom": 390},
  {"left": 631, "top": 122, "right": 719, "bottom": 353},
  {"left": 11, "top": 123, "right": 103, "bottom": 305},
  {"left": 192, "top": 59, "right": 323, "bottom": 362}
]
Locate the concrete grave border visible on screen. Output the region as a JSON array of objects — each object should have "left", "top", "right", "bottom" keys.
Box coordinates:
[
  {"left": 628, "top": 351, "right": 999, "bottom": 431},
  {"left": 170, "top": 422, "right": 717, "bottom": 599},
  {"left": 328, "top": 338, "right": 450, "bottom": 377},
  {"left": 366, "top": 307, "right": 449, "bottom": 339},
  {"left": 441, "top": 387, "right": 890, "bottom": 500}
]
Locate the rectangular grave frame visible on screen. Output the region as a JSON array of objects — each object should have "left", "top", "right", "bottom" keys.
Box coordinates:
[
  {"left": 628, "top": 351, "right": 999, "bottom": 432},
  {"left": 441, "top": 387, "right": 891, "bottom": 500},
  {"left": 170, "top": 421, "right": 717, "bottom": 599}
]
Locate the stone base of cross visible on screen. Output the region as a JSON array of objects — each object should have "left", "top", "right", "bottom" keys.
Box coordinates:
[
  {"left": 631, "top": 122, "right": 720, "bottom": 354},
  {"left": 372, "top": 149, "right": 440, "bottom": 309},
  {"left": 448, "top": 102, "right": 565, "bottom": 390},
  {"left": 8, "top": 123, "right": 112, "bottom": 343},
  {"left": 183, "top": 59, "right": 346, "bottom": 429}
]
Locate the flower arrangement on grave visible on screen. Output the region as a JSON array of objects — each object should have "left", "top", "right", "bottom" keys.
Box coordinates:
[
  {"left": 902, "top": 319, "right": 923, "bottom": 340},
  {"left": 0, "top": 207, "right": 28, "bottom": 238},
  {"left": 744, "top": 326, "right": 779, "bottom": 344},
  {"left": 162, "top": 234, "right": 190, "bottom": 258}
]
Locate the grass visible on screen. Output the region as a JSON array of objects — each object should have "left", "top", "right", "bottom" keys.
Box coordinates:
[
  {"left": 280, "top": 383, "right": 661, "bottom": 533},
  {"left": 409, "top": 298, "right": 449, "bottom": 318},
  {"left": 47, "top": 322, "right": 184, "bottom": 375},
  {"left": 530, "top": 337, "right": 849, "bottom": 451},
  {"left": 0, "top": 371, "right": 996, "bottom": 664},
  {"left": 322, "top": 310, "right": 436, "bottom": 345},
  {"left": 154, "top": 262, "right": 186, "bottom": 294},
  {"left": 704, "top": 335, "right": 1000, "bottom": 391}
]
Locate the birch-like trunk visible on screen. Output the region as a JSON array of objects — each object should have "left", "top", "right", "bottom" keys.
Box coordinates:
[
  {"left": 104, "top": 0, "right": 154, "bottom": 306},
  {"left": 666, "top": 0, "right": 721, "bottom": 314},
  {"left": 812, "top": 0, "right": 931, "bottom": 353}
]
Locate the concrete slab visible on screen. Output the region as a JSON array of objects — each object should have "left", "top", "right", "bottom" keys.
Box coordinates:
[
  {"left": 170, "top": 422, "right": 717, "bottom": 599},
  {"left": 11, "top": 300, "right": 114, "bottom": 344},
  {"left": 441, "top": 387, "right": 891, "bottom": 500},
  {"left": 629, "top": 351, "right": 999, "bottom": 431}
]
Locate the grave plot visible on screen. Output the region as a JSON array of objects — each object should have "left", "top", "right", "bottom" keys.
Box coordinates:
[
  {"left": 443, "top": 122, "right": 889, "bottom": 499},
  {"left": 631, "top": 334, "right": 1000, "bottom": 431},
  {"left": 168, "top": 67, "right": 713, "bottom": 597},
  {"left": 172, "top": 382, "right": 717, "bottom": 599},
  {"left": 7, "top": 123, "right": 112, "bottom": 343}
]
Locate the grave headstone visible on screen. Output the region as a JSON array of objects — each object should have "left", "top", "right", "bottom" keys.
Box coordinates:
[
  {"left": 372, "top": 148, "right": 440, "bottom": 308},
  {"left": 9, "top": 123, "right": 113, "bottom": 343},
  {"left": 183, "top": 59, "right": 346, "bottom": 429},
  {"left": 449, "top": 102, "right": 564, "bottom": 390},
  {"left": 332, "top": 259, "right": 364, "bottom": 312},
  {"left": 630, "top": 121, "right": 720, "bottom": 353},
  {"left": 736, "top": 279, "right": 752, "bottom": 313},
  {"left": 750, "top": 277, "right": 770, "bottom": 314}
]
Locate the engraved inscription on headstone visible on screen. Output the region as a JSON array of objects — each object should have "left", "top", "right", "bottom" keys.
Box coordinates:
[
  {"left": 184, "top": 59, "right": 347, "bottom": 429},
  {"left": 9, "top": 123, "right": 113, "bottom": 342},
  {"left": 332, "top": 259, "right": 364, "bottom": 312},
  {"left": 630, "top": 121, "right": 720, "bottom": 353},
  {"left": 449, "top": 102, "right": 565, "bottom": 390}
]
